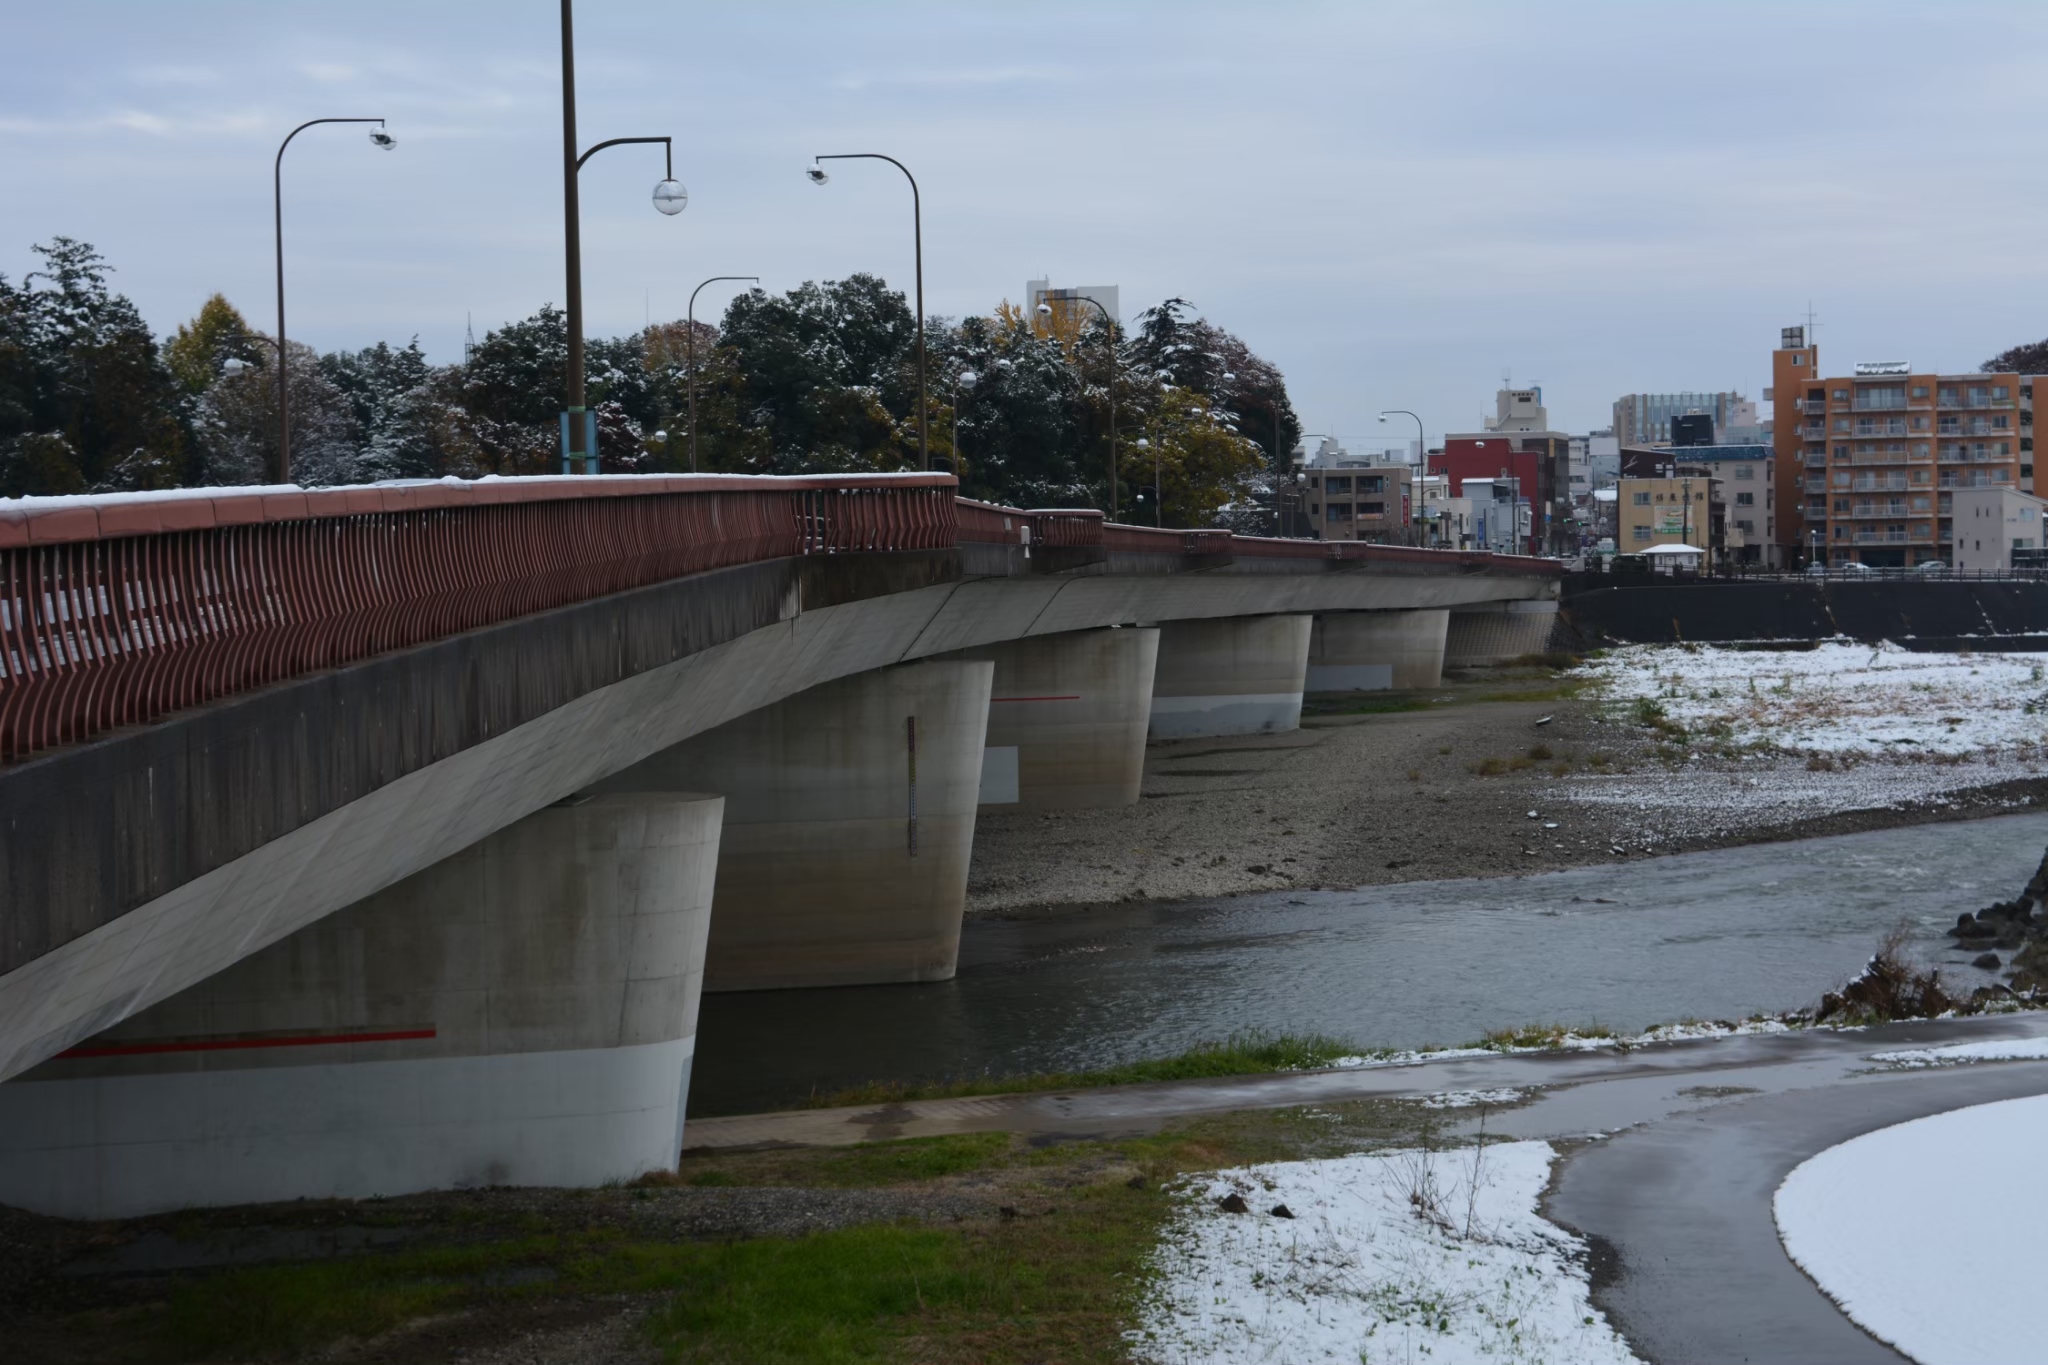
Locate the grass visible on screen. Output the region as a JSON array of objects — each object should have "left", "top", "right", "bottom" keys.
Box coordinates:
[
  {"left": 88, "top": 1098, "right": 1443, "bottom": 1365},
  {"left": 799, "top": 1031, "right": 1361, "bottom": 1110},
  {"left": 1474, "top": 1022, "right": 1617, "bottom": 1052},
  {"left": 1301, "top": 692, "right": 1440, "bottom": 717}
]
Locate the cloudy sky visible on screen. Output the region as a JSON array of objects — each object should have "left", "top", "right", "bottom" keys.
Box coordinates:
[{"left": 8, "top": 2, "right": 2048, "bottom": 449}]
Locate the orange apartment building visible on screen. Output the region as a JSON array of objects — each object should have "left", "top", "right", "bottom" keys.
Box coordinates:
[{"left": 1770, "top": 326, "right": 2035, "bottom": 567}]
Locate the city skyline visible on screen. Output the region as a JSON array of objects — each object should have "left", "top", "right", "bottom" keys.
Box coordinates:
[{"left": 7, "top": 2, "right": 2048, "bottom": 444}]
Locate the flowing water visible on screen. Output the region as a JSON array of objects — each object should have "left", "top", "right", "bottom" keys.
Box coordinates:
[{"left": 689, "top": 811, "right": 2048, "bottom": 1116}]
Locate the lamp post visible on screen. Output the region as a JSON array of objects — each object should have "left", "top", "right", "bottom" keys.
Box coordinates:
[
  {"left": 1134, "top": 433, "right": 1164, "bottom": 527},
  {"left": 273, "top": 117, "right": 393, "bottom": 483},
  {"left": 1035, "top": 296, "right": 1119, "bottom": 517},
  {"left": 1378, "top": 409, "right": 1426, "bottom": 475},
  {"left": 807, "top": 154, "right": 926, "bottom": 469},
  {"left": 562, "top": 0, "right": 682, "bottom": 475},
  {"left": 686, "top": 275, "right": 758, "bottom": 472},
  {"left": 950, "top": 368, "right": 977, "bottom": 483}
]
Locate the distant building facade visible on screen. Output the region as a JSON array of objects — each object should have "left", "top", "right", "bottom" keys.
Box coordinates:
[
  {"left": 1952, "top": 487, "right": 2047, "bottom": 573},
  {"left": 1298, "top": 438, "right": 1414, "bottom": 542},
  {"left": 1769, "top": 327, "right": 2035, "bottom": 567},
  {"left": 1620, "top": 443, "right": 1774, "bottom": 564},
  {"left": 1025, "top": 279, "right": 1120, "bottom": 325},
  {"left": 1612, "top": 391, "right": 1757, "bottom": 446}
]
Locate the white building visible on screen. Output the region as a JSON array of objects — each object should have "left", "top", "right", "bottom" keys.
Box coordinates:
[
  {"left": 1484, "top": 387, "right": 1550, "bottom": 432},
  {"left": 1025, "top": 279, "right": 1120, "bottom": 325},
  {"left": 1952, "top": 487, "right": 2047, "bottom": 573}
]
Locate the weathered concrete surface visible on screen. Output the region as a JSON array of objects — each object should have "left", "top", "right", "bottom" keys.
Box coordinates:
[
  {"left": 1305, "top": 609, "right": 1449, "bottom": 691},
  {"left": 1149, "top": 615, "right": 1312, "bottom": 738},
  {"left": 0, "top": 793, "right": 722, "bottom": 1219},
  {"left": 1444, "top": 598, "right": 1561, "bottom": 666},
  {"left": 946, "top": 628, "right": 1159, "bottom": 810},
  {"left": 1563, "top": 576, "right": 2048, "bottom": 646},
  {"left": 603, "top": 662, "right": 992, "bottom": 991},
  {"left": 0, "top": 559, "right": 1550, "bottom": 1084}
]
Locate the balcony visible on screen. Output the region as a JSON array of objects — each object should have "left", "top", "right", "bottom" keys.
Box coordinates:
[
  {"left": 1804, "top": 478, "right": 1828, "bottom": 493},
  {"left": 1853, "top": 420, "right": 1909, "bottom": 437},
  {"left": 1849, "top": 502, "right": 1914, "bottom": 518},
  {"left": 1853, "top": 530, "right": 1912, "bottom": 544}
]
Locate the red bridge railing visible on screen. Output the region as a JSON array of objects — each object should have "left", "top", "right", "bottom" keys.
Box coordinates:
[{"left": 0, "top": 473, "right": 1551, "bottom": 764}]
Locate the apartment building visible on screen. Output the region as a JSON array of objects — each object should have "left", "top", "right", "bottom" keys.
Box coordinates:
[
  {"left": 1770, "top": 328, "right": 2035, "bottom": 567},
  {"left": 1620, "top": 443, "right": 1773, "bottom": 563},
  {"left": 1298, "top": 438, "right": 1414, "bottom": 542},
  {"left": 1613, "top": 391, "right": 1758, "bottom": 446},
  {"left": 1952, "top": 487, "right": 2047, "bottom": 573}
]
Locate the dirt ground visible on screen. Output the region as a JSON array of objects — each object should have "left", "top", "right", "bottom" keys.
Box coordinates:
[{"left": 964, "top": 663, "right": 2048, "bottom": 916}]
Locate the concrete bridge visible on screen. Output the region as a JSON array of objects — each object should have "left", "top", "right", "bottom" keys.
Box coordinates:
[{"left": 0, "top": 473, "right": 1558, "bottom": 1217}]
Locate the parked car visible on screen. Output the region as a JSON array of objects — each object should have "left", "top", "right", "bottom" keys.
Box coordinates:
[
  {"left": 1914, "top": 560, "right": 1950, "bottom": 575},
  {"left": 1803, "top": 561, "right": 1830, "bottom": 577}
]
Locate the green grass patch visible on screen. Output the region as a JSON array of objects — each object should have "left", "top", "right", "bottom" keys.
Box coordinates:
[
  {"left": 1473, "top": 1022, "right": 1617, "bottom": 1052},
  {"left": 1301, "top": 692, "right": 1440, "bottom": 716},
  {"left": 800, "top": 1031, "right": 1360, "bottom": 1110}
]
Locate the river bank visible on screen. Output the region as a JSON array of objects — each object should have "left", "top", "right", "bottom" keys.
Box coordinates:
[{"left": 965, "top": 655, "right": 2048, "bottom": 917}]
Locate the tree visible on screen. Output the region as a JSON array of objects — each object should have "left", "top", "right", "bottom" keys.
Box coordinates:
[
  {"left": 0, "top": 238, "right": 188, "bottom": 493},
  {"left": 1982, "top": 339, "right": 2048, "bottom": 375},
  {"left": 1123, "top": 385, "right": 1265, "bottom": 528},
  {"left": 164, "top": 294, "right": 265, "bottom": 396},
  {"left": 194, "top": 339, "right": 359, "bottom": 485}
]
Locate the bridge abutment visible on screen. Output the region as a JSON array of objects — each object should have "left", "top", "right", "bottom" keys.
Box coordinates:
[
  {"left": 608, "top": 661, "right": 994, "bottom": 993},
  {"left": 948, "top": 627, "right": 1160, "bottom": 809},
  {"left": 1147, "top": 614, "right": 1313, "bottom": 738},
  {"left": 1445, "top": 600, "right": 1562, "bottom": 666},
  {"left": 1305, "top": 609, "right": 1450, "bottom": 692},
  {"left": 0, "top": 794, "right": 722, "bottom": 1220}
]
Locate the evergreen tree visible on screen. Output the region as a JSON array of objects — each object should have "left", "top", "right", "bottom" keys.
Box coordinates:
[{"left": 164, "top": 294, "right": 264, "bottom": 397}]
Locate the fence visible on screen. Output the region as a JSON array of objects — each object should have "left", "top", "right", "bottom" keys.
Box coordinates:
[{"left": 0, "top": 474, "right": 1550, "bottom": 763}]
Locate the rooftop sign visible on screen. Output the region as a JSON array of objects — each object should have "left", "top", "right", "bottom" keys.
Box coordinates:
[{"left": 1853, "top": 361, "right": 1911, "bottom": 376}]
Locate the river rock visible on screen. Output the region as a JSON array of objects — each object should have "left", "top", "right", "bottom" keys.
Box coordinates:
[
  {"left": 1270, "top": 1203, "right": 1296, "bottom": 1219},
  {"left": 1217, "top": 1192, "right": 1250, "bottom": 1214},
  {"left": 1974, "top": 953, "right": 2003, "bottom": 969}
]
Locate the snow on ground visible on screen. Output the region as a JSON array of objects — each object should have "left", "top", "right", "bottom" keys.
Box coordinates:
[
  {"left": 1132, "top": 1142, "right": 1640, "bottom": 1365},
  {"left": 1558, "top": 643, "right": 2048, "bottom": 833},
  {"left": 1774, "top": 1094, "right": 2048, "bottom": 1365},
  {"left": 1317, "top": 1017, "right": 1798, "bottom": 1072},
  {"left": 1872, "top": 1034, "right": 2048, "bottom": 1067},
  {"left": 1578, "top": 641, "right": 2048, "bottom": 758},
  {"left": 1421, "top": 1088, "right": 1525, "bottom": 1109}
]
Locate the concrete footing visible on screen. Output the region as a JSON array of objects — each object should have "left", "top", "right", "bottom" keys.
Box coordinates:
[
  {"left": 0, "top": 794, "right": 724, "bottom": 1220},
  {"left": 948, "top": 628, "right": 1160, "bottom": 809},
  {"left": 1306, "top": 609, "right": 1450, "bottom": 692},
  {"left": 1444, "top": 599, "right": 1561, "bottom": 667},
  {"left": 1148, "top": 615, "right": 1312, "bottom": 738},
  {"left": 608, "top": 661, "right": 994, "bottom": 993}
]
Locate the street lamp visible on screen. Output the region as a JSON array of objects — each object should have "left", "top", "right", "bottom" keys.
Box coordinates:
[
  {"left": 273, "top": 117, "right": 392, "bottom": 483},
  {"left": 950, "top": 368, "right": 977, "bottom": 483},
  {"left": 1378, "top": 410, "right": 1426, "bottom": 474},
  {"left": 561, "top": 0, "right": 679, "bottom": 475},
  {"left": 808, "top": 153, "right": 926, "bottom": 469},
  {"left": 1036, "top": 296, "right": 1120, "bottom": 516},
  {"left": 686, "top": 274, "right": 758, "bottom": 472},
  {"left": 1134, "top": 435, "right": 1164, "bottom": 527}
]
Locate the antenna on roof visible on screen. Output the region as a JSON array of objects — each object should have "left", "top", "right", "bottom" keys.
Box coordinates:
[{"left": 464, "top": 313, "right": 476, "bottom": 366}]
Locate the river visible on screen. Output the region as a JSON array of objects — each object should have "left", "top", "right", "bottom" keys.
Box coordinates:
[{"left": 688, "top": 810, "right": 2048, "bottom": 1116}]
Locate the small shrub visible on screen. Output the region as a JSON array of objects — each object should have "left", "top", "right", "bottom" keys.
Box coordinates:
[
  {"left": 1470, "top": 756, "right": 1508, "bottom": 776},
  {"left": 1586, "top": 751, "right": 1611, "bottom": 768},
  {"left": 1550, "top": 761, "right": 1572, "bottom": 777},
  {"left": 1527, "top": 743, "right": 1554, "bottom": 761},
  {"left": 1508, "top": 756, "right": 1534, "bottom": 771},
  {"left": 1406, "top": 768, "right": 1421, "bottom": 782},
  {"left": 1815, "top": 926, "right": 1954, "bottom": 1023}
]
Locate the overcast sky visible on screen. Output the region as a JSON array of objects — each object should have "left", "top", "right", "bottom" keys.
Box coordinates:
[{"left": 8, "top": 2, "right": 2048, "bottom": 450}]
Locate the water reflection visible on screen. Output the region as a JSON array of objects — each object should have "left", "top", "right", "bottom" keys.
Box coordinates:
[{"left": 690, "top": 812, "right": 2048, "bottom": 1116}]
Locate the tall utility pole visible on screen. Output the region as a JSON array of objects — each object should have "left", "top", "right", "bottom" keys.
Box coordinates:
[{"left": 561, "top": 0, "right": 682, "bottom": 474}]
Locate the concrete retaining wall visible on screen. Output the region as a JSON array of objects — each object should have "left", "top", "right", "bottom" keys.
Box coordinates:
[
  {"left": 1306, "top": 610, "right": 1450, "bottom": 691},
  {"left": 947, "top": 628, "right": 1160, "bottom": 809},
  {"left": 603, "top": 662, "right": 993, "bottom": 992},
  {"left": 0, "top": 793, "right": 722, "bottom": 1219},
  {"left": 1149, "top": 615, "right": 1312, "bottom": 738},
  {"left": 1562, "top": 579, "right": 2048, "bottom": 646},
  {"left": 1444, "top": 600, "right": 1562, "bottom": 667}
]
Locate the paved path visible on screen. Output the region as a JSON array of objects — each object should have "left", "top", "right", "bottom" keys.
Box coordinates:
[{"left": 686, "top": 1013, "right": 2048, "bottom": 1364}]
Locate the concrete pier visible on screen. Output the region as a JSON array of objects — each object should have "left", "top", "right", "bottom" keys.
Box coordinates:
[
  {"left": 608, "top": 661, "right": 994, "bottom": 993},
  {"left": 0, "top": 794, "right": 723, "bottom": 1220},
  {"left": 1148, "top": 615, "right": 1312, "bottom": 739},
  {"left": 1444, "top": 600, "right": 1561, "bottom": 667},
  {"left": 1305, "top": 609, "right": 1450, "bottom": 692},
  {"left": 948, "top": 628, "right": 1160, "bottom": 809}
]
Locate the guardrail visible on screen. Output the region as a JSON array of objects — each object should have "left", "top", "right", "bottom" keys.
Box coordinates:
[{"left": 0, "top": 474, "right": 1553, "bottom": 764}]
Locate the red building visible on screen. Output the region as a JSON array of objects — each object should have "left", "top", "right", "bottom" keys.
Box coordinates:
[{"left": 1428, "top": 434, "right": 1568, "bottom": 554}]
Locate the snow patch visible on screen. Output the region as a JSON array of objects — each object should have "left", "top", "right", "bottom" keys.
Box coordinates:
[
  {"left": 1871, "top": 1034, "right": 2048, "bottom": 1067},
  {"left": 1422, "top": 1088, "right": 1525, "bottom": 1110},
  {"left": 1774, "top": 1094, "right": 2048, "bottom": 1365},
  {"left": 1133, "top": 1143, "right": 1639, "bottom": 1365}
]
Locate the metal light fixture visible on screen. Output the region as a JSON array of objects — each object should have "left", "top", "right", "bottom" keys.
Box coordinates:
[
  {"left": 806, "top": 163, "right": 829, "bottom": 185},
  {"left": 652, "top": 179, "right": 688, "bottom": 215},
  {"left": 369, "top": 129, "right": 396, "bottom": 150}
]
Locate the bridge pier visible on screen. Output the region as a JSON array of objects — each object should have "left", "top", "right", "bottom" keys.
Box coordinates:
[
  {"left": 948, "top": 627, "right": 1160, "bottom": 809},
  {"left": 1147, "top": 614, "right": 1312, "bottom": 739},
  {"left": 0, "top": 794, "right": 723, "bottom": 1220},
  {"left": 1305, "top": 609, "right": 1450, "bottom": 692},
  {"left": 1444, "top": 600, "right": 1562, "bottom": 667},
  {"left": 607, "top": 660, "right": 994, "bottom": 993}
]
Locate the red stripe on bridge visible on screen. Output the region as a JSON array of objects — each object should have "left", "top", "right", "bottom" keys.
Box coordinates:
[{"left": 56, "top": 1027, "right": 437, "bottom": 1059}]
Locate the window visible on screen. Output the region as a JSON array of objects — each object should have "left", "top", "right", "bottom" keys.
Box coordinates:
[
  {"left": 1327, "top": 503, "right": 1353, "bottom": 521},
  {"left": 1833, "top": 472, "right": 1852, "bottom": 488},
  {"left": 1793, "top": 355, "right": 1806, "bottom": 366},
  {"left": 1912, "top": 386, "right": 1930, "bottom": 400},
  {"left": 1361, "top": 476, "right": 1385, "bottom": 493},
  {"left": 1631, "top": 526, "right": 1652, "bottom": 542},
  {"left": 1833, "top": 389, "right": 1849, "bottom": 401},
  {"left": 1833, "top": 497, "right": 1851, "bottom": 513},
  {"left": 1736, "top": 491, "right": 1755, "bottom": 505},
  {"left": 1737, "top": 519, "right": 1755, "bottom": 532},
  {"left": 1913, "top": 416, "right": 1930, "bottom": 430},
  {"left": 1309, "top": 504, "right": 1320, "bottom": 516},
  {"left": 1326, "top": 476, "right": 1351, "bottom": 493},
  {"left": 1632, "top": 491, "right": 1651, "bottom": 506},
  {"left": 1358, "top": 501, "right": 1385, "bottom": 515},
  {"left": 1734, "top": 465, "right": 1756, "bottom": 479}
]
